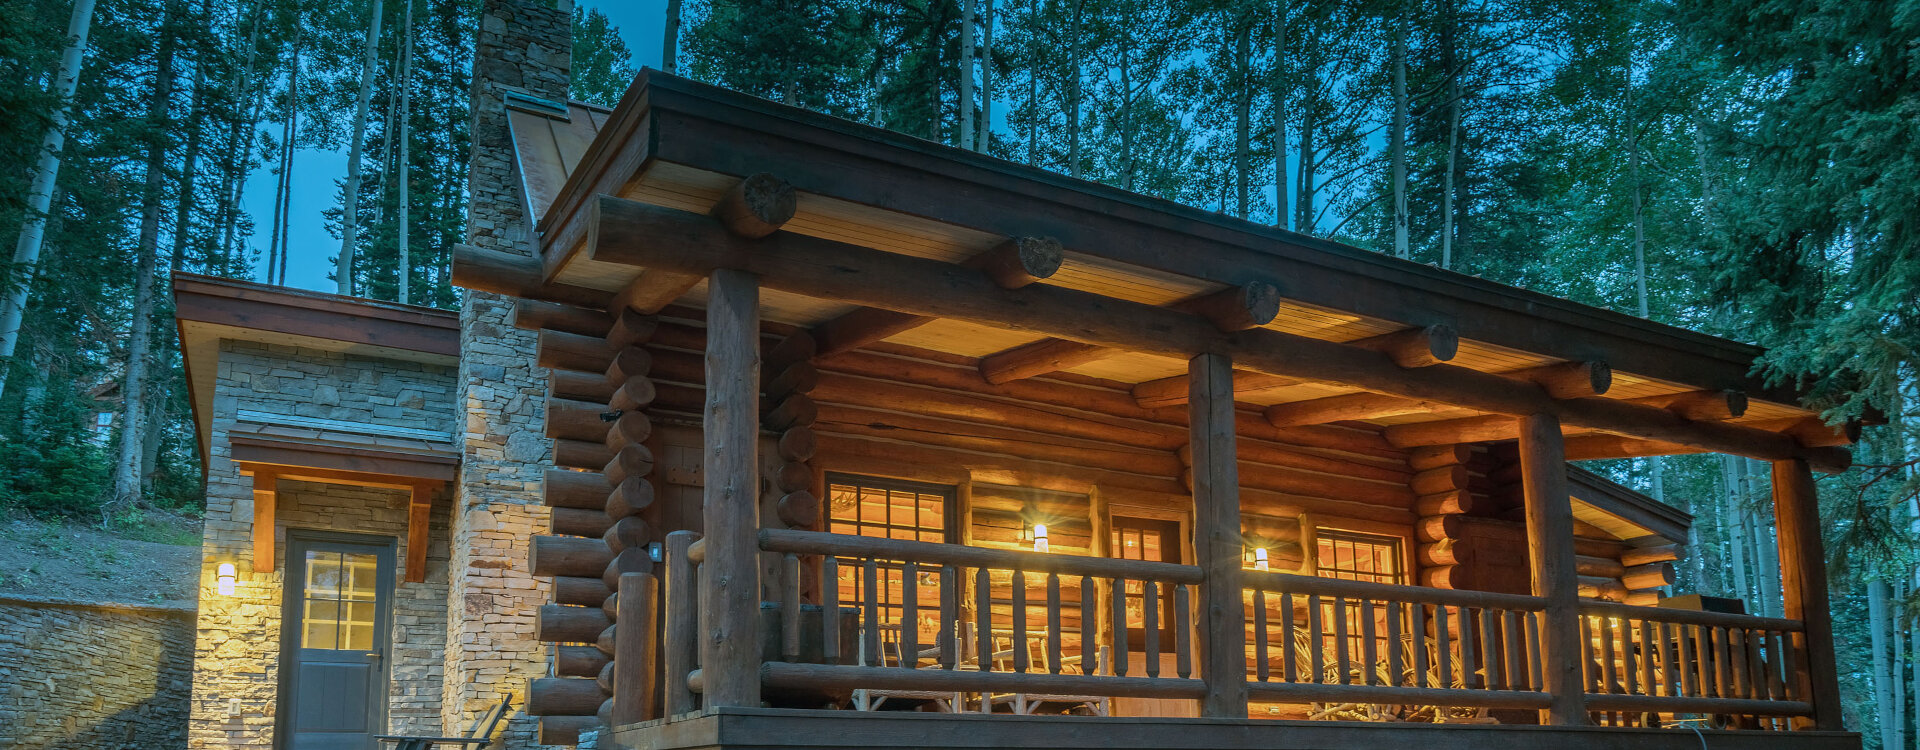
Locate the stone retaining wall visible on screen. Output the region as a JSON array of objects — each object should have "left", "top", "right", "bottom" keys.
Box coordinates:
[{"left": 0, "top": 594, "right": 194, "bottom": 750}]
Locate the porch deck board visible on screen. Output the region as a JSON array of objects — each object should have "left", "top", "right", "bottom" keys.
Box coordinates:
[{"left": 615, "top": 706, "right": 1861, "bottom": 750}]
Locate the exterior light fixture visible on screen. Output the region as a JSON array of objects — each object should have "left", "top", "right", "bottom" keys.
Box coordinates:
[
  {"left": 1032, "top": 523, "right": 1050, "bottom": 553},
  {"left": 216, "top": 562, "right": 238, "bottom": 596},
  {"left": 1253, "top": 547, "right": 1269, "bottom": 571}
]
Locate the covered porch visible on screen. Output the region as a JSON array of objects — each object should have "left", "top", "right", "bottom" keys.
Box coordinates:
[{"left": 453, "top": 72, "right": 1856, "bottom": 748}]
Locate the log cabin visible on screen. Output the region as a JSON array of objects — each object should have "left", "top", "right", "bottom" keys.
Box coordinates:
[
  {"left": 443, "top": 6, "right": 1859, "bottom": 745},
  {"left": 175, "top": 2, "right": 1862, "bottom": 749}
]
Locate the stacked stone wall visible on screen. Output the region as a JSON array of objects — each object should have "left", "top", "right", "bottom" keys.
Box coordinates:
[
  {"left": 187, "top": 341, "right": 456, "bottom": 748},
  {"left": 452, "top": 0, "right": 572, "bottom": 747},
  {"left": 0, "top": 595, "right": 194, "bottom": 749}
]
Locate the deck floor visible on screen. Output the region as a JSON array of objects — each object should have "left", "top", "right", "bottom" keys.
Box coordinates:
[{"left": 613, "top": 706, "right": 1861, "bottom": 750}]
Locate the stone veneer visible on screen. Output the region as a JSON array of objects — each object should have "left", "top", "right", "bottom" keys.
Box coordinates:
[
  {"left": 448, "top": 1, "right": 572, "bottom": 747},
  {"left": 186, "top": 340, "right": 456, "bottom": 748},
  {"left": 0, "top": 595, "right": 194, "bottom": 749}
]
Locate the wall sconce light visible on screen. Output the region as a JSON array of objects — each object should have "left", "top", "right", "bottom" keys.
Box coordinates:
[
  {"left": 216, "top": 562, "right": 237, "bottom": 596},
  {"left": 1252, "top": 547, "right": 1269, "bottom": 571},
  {"left": 1032, "top": 523, "right": 1050, "bottom": 553}
]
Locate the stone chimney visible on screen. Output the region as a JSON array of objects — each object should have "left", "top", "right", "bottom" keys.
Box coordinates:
[{"left": 449, "top": 0, "right": 571, "bottom": 747}]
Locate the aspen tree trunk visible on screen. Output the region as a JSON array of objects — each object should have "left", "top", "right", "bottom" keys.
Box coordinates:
[
  {"left": 1025, "top": 63, "right": 1037, "bottom": 165},
  {"left": 0, "top": 0, "right": 98, "bottom": 405},
  {"left": 1233, "top": 12, "right": 1251, "bottom": 218},
  {"left": 979, "top": 0, "right": 995, "bottom": 153},
  {"left": 959, "top": 0, "right": 976, "bottom": 149},
  {"left": 1896, "top": 579, "right": 1910, "bottom": 750},
  {"left": 1747, "top": 457, "right": 1780, "bottom": 616},
  {"left": 1872, "top": 575, "right": 1896, "bottom": 750},
  {"left": 662, "top": 0, "right": 682, "bottom": 72},
  {"left": 1118, "top": 32, "right": 1134, "bottom": 191},
  {"left": 396, "top": 0, "right": 413, "bottom": 304},
  {"left": 1624, "top": 76, "right": 1671, "bottom": 529},
  {"left": 278, "top": 15, "right": 304, "bottom": 286},
  {"left": 1271, "top": 0, "right": 1288, "bottom": 228},
  {"left": 1438, "top": 0, "right": 1458, "bottom": 268},
  {"left": 1067, "top": 0, "right": 1083, "bottom": 179},
  {"left": 144, "top": 46, "right": 209, "bottom": 488},
  {"left": 113, "top": 8, "right": 179, "bottom": 511},
  {"left": 334, "top": 0, "right": 385, "bottom": 294},
  {"left": 1722, "top": 456, "right": 1751, "bottom": 601},
  {"left": 1390, "top": 14, "right": 1408, "bottom": 258},
  {"left": 217, "top": 0, "right": 267, "bottom": 272}
]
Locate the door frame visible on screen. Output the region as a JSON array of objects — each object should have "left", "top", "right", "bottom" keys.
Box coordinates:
[{"left": 275, "top": 528, "right": 398, "bottom": 750}]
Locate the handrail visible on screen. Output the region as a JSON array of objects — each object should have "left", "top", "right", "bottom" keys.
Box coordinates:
[
  {"left": 1578, "top": 600, "right": 1803, "bottom": 632},
  {"left": 1243, "top": 569, "right": 1547, "bottom": 611},
  {"left": 757, "top": 528, "right": 1204, "bottom": 583}
]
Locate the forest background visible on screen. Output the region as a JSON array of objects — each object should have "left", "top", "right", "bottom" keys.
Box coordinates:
[{"left": 1, "top": 0, "right": 1916, "bottom": 744}]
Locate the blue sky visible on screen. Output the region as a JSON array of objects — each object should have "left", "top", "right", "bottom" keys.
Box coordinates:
[{"left": 251, "top": 0, "right": 666, "bottom": 294}]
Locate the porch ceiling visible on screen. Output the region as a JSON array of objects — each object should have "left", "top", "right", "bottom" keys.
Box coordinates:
[{"left": 498, "top": 73, "right": 1848, "bottom": 462}]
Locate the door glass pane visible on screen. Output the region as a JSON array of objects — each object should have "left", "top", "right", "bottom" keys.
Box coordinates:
[{"left": 302, "top": 550, "right": 381, "bottom": 650}]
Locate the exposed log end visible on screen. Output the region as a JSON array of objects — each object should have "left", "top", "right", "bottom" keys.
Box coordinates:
[
  {"left": 975, "top": 236, "right": 1065, "bottom": 289},
  {"left": 711, "top": 173, "right": 798, "bottom": 238},
  {"left": 538, "top": 716, "right": 600, "bottom": 745},
  {"left": 1515, "top": 360, "right": 1612, "bottom": 398},
  {"left": 527, "top": 676, "right": 608, "bottom": 716},
  {"left": 1182, "top": 281, "right": 1282, "bottom": 332},
  {"left": 532, "top": 535, "right": 615, "bottom": 578},
  {"left": 537, "top": 603, "right": 612, "bottom": 642},
  {"left": 454, "top": 243, "right": 612, "bottom": 308},
  {"left": 1355, "top": 324, "right": 1458, "bottom": 368}
]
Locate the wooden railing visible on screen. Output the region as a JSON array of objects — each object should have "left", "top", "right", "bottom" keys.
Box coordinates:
[
  {"left": 659, "top": 530, "right": 1818, "bottom": 728},
  {"left": 1241, "top": 570, "right": 1552, "bottom": 713},
  {"left": 748, "top": 528, "right": 1208, "bottom": 702},
  {"left": 1576, "top": 600, "right": 1812, "bottom": 721}
]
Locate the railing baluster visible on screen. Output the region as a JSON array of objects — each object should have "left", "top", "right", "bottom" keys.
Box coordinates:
[
  {"left": 1253, "top": 586, "right": 1270, "bottom": 682},
  {"left": 1410, "top": 602, "right": 1429, "bottom": 689},
  {"left": 1308, "top": 594, "right": 1325, "bottom": 684},
  {"left": 1385, "top": 600, "right": 1403, "bottom": 688},
  {"left": 782, "top": 553, "right": 802, "bottom": 662},
  {"left": 1047, "top": 572, "right": 1063, "bottom": 675},
  {"left": 1729, "top": 627, "right": 1751, "bottom": 700},
  {"left": 1080, "top": 575, "right": 1097, "bottom": 674},
  {"left": 1280, "top": 591, "right": 1298, "bottom": 683},
  {"left": 1457, "top": 606, "right": 1476, "bottom": 689},
  {"left": 1526, "top": 610, "right": 1543, "bottom": 691},
  {"left": 939, "top": 564, "right": 957, "bottom": 669},
  {"left": 1174, "top": 583, "right": 1192, "bottom": 679},
  {"left": 1480, "top": 607, "right": 1502, "bottom": 690},
  {"left": 1111, "top": 578, "right": 1129, "bottom": 678},
  {"left": 1768, "top": 630, "right": 1788, "bottom": 700},
  {"left": 1675, "top": 622, "right": 1694, "bottom": 698},
  {"left": 822, "top": 556, "right": 840, "bottom": 665},
  {"left": 1619, "top": 616, "right": 1637, "bottom": 696},
  {"left": 1638, "top": 619, "right": 1655, "bottom": 697},
  {"left": 1714, "top": 625, "right": 1733, "bottom": 699},
  {"left": 1011, "top": 569, "right": 1029, "bottom": 673},
  {"left": 1360, "top": 599, "right": 1378, "bottom": 686},
  {"left": 863, "top": 559, "right": 881, "bottom": 667},
  {"left": 1332, "top": 596, "right": 1350, "bottom": 685},
  {"left": 1502, "top": 609, "right": 1522, "bottom": 692},
  {"left": 1435, "top": 605, "right": 1452, "bottom": 688},
  {"left": 901, "top": 561, "right": 919, "bottom": 667},
  {"left": 1143, "top": 579, "right": 1160, "bottom": 678},
  {"left": 1578, "top": 615, "right": 1595, "bottom": 692},
  {"left": 1598, "top": 613, "right": 1617, "bottom": 694},
  {"left": 975, "top": 567, "right": 992, "bottom": 672},
  {"left": 1652, "top": 620, "right": 1670, "bottom": 697}
]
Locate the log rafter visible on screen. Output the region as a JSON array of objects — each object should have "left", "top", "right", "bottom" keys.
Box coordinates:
[
  {"left": 813, "top": 236, "right": 1064, "bottom": 357},
  {"left": 978, "top": 281, "right": 1281, "bottom": 385}
]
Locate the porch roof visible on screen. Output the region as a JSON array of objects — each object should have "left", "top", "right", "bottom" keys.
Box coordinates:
[{"left": 485, "top": 71, "right": 1852, "bottom": 469}]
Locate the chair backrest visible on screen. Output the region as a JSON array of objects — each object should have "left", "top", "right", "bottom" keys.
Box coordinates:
[{"left": 467, "top": 697, "right": 512, "bottom": 742}]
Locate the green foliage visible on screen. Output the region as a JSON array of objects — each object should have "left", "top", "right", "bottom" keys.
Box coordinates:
[{"left": 570, "top": 5, "right": 635, "bottom": 106}]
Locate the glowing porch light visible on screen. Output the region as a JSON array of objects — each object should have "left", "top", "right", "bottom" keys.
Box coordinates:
[
  {"left": 216, "top": 562, "right": 237, "bottom": 596},
  {"left": 1032, "top": 523, "right": 1049, "bottom": 553}
]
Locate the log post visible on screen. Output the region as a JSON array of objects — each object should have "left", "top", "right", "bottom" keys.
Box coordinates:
[
  {"left": 664, "top": 531, "right": 700, "bottom": 716},
  {"left": 612, "top": 571, "right": 659, "bottom": 726},
  {"left": 700, "top": 268, "right": 762, "bottom": 708},
  {"left": 1188, "top": 352, "right": 1248, "bottom": 718},
  {"left": 1518, "top": 413, "right": 1586, "bottom": 725},
  {"left": 1770, "top": 457, "right": 1843, "bottom": 730}
]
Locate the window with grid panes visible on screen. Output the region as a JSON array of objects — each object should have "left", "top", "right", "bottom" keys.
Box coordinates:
[
  {"left": 826, "top": 474, "right": 953, "bottom": 666},
  {"left": 1313, "top": 528, "right": 1405, "bottom": 675}
]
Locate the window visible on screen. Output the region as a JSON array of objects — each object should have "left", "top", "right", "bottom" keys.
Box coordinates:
[
  {"left": 827, "top": 474, "right": 954, "bottom": 663},
  {"left": 1313, "top": 528, "right": 1405, "bottom": 669},
  {"left": 301, "top": 550, "right": 380, "bottom": 651},
  {"left": 1111, "top": 516, "right": 1181, "bottom": 651}
]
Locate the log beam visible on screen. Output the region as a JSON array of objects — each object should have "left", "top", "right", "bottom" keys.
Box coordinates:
[
  {"left": 1265, "top": 392, "right": 1451, "bottom": 427},
  {"left": 813, "top": 236, "right": 1064, "bottom": 356},
  {"left": 1131, "top": 370, "right": 1300, "bottom": 409},
  {"left": 584, "top": 197, "right": 1848, "bottom": 470},
  {"left": 1352, "top": 325, "right": 1458, "bottom": 368},
  {"left": 1629, "top": 389, "right": 1748, "bottom": 421},
  {"left": 451, "top": 243, "right": 613, "bottom": 308},
  {"left": 979, "top": 282, "right": 1280, "bottom": 384}
]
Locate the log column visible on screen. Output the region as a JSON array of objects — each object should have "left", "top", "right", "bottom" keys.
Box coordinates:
[
  {"left": 700, "top": 268, "right": 762, "bottom": 708},
  {"left": 1188, "top": 352, "right": 1248, "bottom": 718},
  {"left": 1771, "top": 457, "right": 1843, "bottom": 730},
  {"left": 1517, "top": 413, "right": 1586, "bottom": 725}
]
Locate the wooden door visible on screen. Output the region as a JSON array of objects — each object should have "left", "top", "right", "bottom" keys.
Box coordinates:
[{"left": 280, "top": 535, "right": 394, "bottom": 750}]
